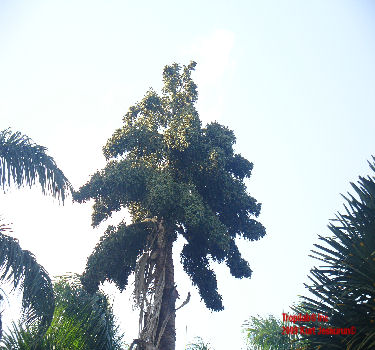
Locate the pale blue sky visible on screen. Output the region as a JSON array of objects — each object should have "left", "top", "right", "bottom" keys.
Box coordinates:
[{"left": 1, "top": 1, "right": 375, "bottom": 349}]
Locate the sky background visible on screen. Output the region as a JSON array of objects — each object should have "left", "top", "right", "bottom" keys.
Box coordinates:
[{"left": 1, "top": 1, "right": 375, "bottom": 349}]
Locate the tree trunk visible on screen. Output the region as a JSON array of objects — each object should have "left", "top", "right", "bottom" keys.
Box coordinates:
[{"left": 155, "top": 222, "right": 177, "bottom": 350}]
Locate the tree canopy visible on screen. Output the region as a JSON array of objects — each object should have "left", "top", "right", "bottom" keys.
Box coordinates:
[{"left": 74, "top": 61, "right": 265, "bottom": 348}]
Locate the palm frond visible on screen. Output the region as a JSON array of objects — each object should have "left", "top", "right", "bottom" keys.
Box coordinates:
[
  {"left": 0, "top": 128, "right": 71, "bottom": 202},
  {"left": 0, "top": 275, "right": 125, "bottom": 350},
  {"left": 0, "top": 322, "right": 55, "bottom": 350},
  {"left": 243, "top": 314, "right": 304, "bottom": 350},
  {"left": 50, "top": 274, "right": 124, "bottom": 350},
  {"left": 0, "top": 223, "right": 54, "bottom": 336},
  {"left": 295, "top": 156, "right": 375, "bottom": 349}
]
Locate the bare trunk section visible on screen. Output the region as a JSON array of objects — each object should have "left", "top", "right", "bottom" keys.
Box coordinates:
[
  {"left": 155, "top": 236, "right": 177, "bottom": 349},
  {"left": 132, "top": 219, "right": 177, "bottom": 350}
]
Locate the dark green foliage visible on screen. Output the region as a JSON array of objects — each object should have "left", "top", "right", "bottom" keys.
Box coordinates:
[
  {"left": 0, "top": 275, "right": 125, "bottom": 350},
  {"left": 295, "top": 157, "right": 375, "bottom": 349},
  {"left": 74, "top": 61, "right": 265, "bottom": 311},
  {"left": 0, "top": 128, "right": 71, "bottom": 202},
  {"left": 0, "top": 129, "right": 71, "bottom": 340},
  {"left": 81, "top": 221, "right": 156, "bottom": 293},
  {"left": 181, "top": 243, "right": 223, "bottom": 310},
  {"left": 0, "top": 323, "right": 51, "bottom": 350},
  {"left": 0, "top": 223, "right": 54, "bottom": 338},
  {"left": 49, "top": 275, "right": 124, "bottom": 350}
]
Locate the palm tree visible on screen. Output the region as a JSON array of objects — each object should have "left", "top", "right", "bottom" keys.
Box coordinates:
[
  {"left": 0, "top": 223, "right": 55, "bottom": 338},
  {"left": 243, "top": 314, "right": 306, "bottom": 350},
  {"left": 0, "top": 128, "right": 71, "bottom": 338},
  {"left": 0, "top": 274, "right": 126, "bottom": 350},
  {"left": 295, "top": 157, "right": 375, "bottom": 349}
]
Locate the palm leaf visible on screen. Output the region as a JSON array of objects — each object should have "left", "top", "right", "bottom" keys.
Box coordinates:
[
  {"left": 0, "top": 322, "right": 55, "bottom": 350},
  {"left": 0, "top": 128, "right": 71, "bottom": 201},
  {"left": 295, "top": 157, "right": 375, "bottom": 349},
  {"left": 243, "top": 314, "right": 304, "bottom": 350},
  {"left": 49, "top": 274, "right": 124, "bottom": 350},
  {"left": 0, "top": 274, "right": 125, "bottom": 350},
  {"left": 0, "top": 223, "right": 54, "bottom": 337}
]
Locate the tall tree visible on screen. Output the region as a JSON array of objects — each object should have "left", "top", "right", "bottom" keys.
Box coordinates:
[
  {"left": 294, "top": 157, "right": 375, "bottom": 349},
  {"left": 0, "top": 128, "right": 71, "bottom": 339},
  {"left": 74, "top": 61, "right": 265, "bottom": 349}
]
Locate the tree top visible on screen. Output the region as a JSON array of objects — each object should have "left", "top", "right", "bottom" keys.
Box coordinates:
[{"left": 74, "top": 62, "right": 265, "bottom": 311}]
